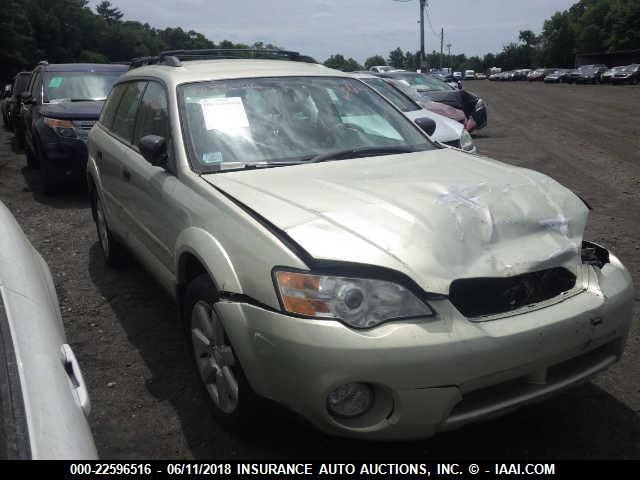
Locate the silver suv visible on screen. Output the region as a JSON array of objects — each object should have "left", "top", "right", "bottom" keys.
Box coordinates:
[{"left": 87, "top": 50, "right": 633, "bottom": 440}]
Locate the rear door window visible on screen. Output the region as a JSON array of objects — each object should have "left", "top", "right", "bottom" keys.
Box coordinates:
[
  {"left": 100, "top": 84, "right": 126, "bottom": 130},
  {"left": 111, "top": 81, "right": 147, "bottom": 144}
]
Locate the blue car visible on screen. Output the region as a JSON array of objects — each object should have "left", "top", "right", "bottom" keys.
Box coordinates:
[{"left": 19, "top": 62, "right": 128, "bottom": 194}]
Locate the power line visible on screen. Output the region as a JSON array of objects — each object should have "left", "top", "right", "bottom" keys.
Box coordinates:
[{"left": 425, "top": 4, "right": 440, "bottom": 39}]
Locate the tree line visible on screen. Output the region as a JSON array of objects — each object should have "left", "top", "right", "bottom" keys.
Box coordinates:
[
  {"left": 1, "top": 0, "right": 638, "bottom": 86},
  {"left": 0, "top": 0, "right": 278, "bottom": 85},
  {"left": 323, "top": 0, "right": 640, "bottom": 73}
]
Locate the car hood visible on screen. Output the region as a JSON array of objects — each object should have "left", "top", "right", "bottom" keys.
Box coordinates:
[
  {"left": 40, "top": 100, "right": 104, "bottom": 120},
  {"left": 202, "top": 149, "right": 588, "bottom": 294}
]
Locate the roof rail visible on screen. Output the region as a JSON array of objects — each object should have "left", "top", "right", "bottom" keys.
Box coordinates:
[
  {"left": 129, "top": 49, "right": 317, "bottom": 70},
  {"left": 160, "top": 48, "right": 317, "bottom": 63}
]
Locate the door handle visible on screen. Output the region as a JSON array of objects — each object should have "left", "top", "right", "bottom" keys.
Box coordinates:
[
  {"left": 122, "top": 169, "right": 131, "bottom": 181},
  {"left": 60, "top": 344, "right": 91, "bottom": 417}
]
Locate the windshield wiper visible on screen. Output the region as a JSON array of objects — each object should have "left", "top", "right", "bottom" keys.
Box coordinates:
[
  {"left": 210, "top": 161, "right": 305, "bottom": 173},
  {"left": 307, "top": 145, "right": 423, "bottom": 163},
  {"left": 46, "top": 98, "right": 105, "bottom": 103}
]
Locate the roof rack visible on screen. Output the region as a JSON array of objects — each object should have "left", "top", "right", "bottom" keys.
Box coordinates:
[{"left": 129, "top": 49, "right": 317, "bottom": 70}]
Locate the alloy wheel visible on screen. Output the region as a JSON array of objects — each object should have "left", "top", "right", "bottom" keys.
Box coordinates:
[{"left": 191, "top": 301, "right": 239, "bottom": 414}]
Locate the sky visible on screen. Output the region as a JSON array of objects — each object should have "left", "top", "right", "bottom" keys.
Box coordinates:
[{"left": 89, "top": 0, "right": 578, "bottom": 63}]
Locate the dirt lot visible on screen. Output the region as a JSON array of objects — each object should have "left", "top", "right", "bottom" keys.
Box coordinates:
[{"left": 0, "top": 81, "right": 638, "bottom": 459}]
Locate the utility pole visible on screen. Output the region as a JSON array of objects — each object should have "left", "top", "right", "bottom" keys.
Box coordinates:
[
  {"left": 419, "top": 0, "right": 427, "bottom": 71},
  {"left": 440, "top": 27, "right": 444, "bottom": 69},
  {"left": 446, "top": 43, "right": 452, "bottom": 69}
]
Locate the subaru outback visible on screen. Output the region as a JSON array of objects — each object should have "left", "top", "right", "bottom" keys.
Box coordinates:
[{"left": 87, "top": 49, "right": 633, "bottom": 440}]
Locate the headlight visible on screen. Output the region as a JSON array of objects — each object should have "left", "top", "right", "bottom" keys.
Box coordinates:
[
  {"left": 43, "top": 117, "right": 77, "bottom": 138},
  {"left": 274, "top": 270, "right": 434, "bottom": 329},
  {"left": 459, "top": 129, "right": 475, "bottom": 151}
]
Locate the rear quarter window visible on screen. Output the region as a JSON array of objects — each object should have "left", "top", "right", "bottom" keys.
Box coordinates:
[{"left": 133, "top": 82, "right": 169, "bottom": 146}]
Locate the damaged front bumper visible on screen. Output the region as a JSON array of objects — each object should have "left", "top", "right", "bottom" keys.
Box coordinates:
[{"left": 215, "top": 247, "right": 633, "bottom": 440}]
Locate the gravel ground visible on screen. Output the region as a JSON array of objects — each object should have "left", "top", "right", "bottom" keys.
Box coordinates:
[{"left": 0, "top": 81, "right": 638, "bottom": 459}]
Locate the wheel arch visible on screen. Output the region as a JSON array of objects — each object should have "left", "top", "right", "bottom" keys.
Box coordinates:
[{"left": 175, "top": 228, "right": 243, "bottom": 308}]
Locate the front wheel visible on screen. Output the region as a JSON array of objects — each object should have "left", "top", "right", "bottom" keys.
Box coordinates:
[
  {"left": 183, "top": 274, "right": 260, "bottom": 428},
  {"left": 25, "top": 143, "right": 40, "bottom": 169},
  {"left": 40, "top": 155, "right": 58, "bottom": 195}
]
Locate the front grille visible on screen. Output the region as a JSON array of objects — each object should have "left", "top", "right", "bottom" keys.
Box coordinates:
[
  {"left": 73, "top": 120, "right": 96, "bottom": 130},
  {"left": 449, "top": 267, "right": 576, "bottom": 318},
  {"left": 73, "top": 120, "right": 96, "bottom": 140}
]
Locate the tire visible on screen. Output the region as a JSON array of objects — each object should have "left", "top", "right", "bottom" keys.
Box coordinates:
[
  {"left": 15, "top": 129, "right": 25, "bottom": 149},
  {"left": 92, "top": 191, "right": 128, "bottom": 268},
  {"left": 25, "top": 144, "right": 39, "bottom": 169},
  {"left": 40, "top": 154, "right": 58, "bottom": 195},
  {"left": 183, "top": 274, "right": 261, "bottom": 430}
]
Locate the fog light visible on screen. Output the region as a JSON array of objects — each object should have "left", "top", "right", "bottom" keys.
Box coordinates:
[{"left": 327, "top": 383, "right": 374, "bottom": 418}]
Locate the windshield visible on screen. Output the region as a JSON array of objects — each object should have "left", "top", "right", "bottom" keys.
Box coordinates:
[
  {"left": 624, "top": 64, "right": 639, "bottom": 72},
  {"left": 44, "top": 72, "right": 122, "bottom": 103},
  {"left": 359, "top": 77, "right": 420, "bottom": 112},
  {"left": 391, "top": 73, "right": 454, "bottom": 91},
  {"left": 180, "top": 76, "right": 433, "bottom": 171}
]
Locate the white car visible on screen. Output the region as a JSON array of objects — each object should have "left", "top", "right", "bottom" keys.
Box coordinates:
[
  {"left": 464, "top": 70, "right": 476, "bottom": 80},
  {"left": 0, "top": 200, "right": 97, "bottom": 459},
  {"left": 368, "top": 65, "right": 394, "bottom": 73},
  {"left": 352, "top": 73, "right": 476, "bottom": 153}
]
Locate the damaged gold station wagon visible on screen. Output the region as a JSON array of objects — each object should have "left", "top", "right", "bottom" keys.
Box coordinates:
[{"left": 87, "top": 49, "right": 634, "bottom": 440}]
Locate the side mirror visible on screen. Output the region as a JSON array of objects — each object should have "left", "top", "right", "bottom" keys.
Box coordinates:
[
  {"left": 139, "top": 135, "right": 167, "bottom": 167},
  {"left": 457, "top": 82, "right": 463, "bottom": 90},
  {"left": 414, "top": 117, "right": 437, "bottom": 136}
]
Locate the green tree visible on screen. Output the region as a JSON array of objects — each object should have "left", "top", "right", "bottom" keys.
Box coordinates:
[
  {"left": 387, "top": 47, "right": 405, "bottom": 69},
  {"left": 539, "top": 11, "right": 576, "bottom": 66},
  {"left": 323, "top": 54, "right": 362, "bottom": 71},
  {"left": 96, "top": 1, "right": 124, "bottom": 23},
  {"left": 519, "top": 29, "right": 540, "bottom": 47},
  {"left": 364, "top": 55, "right": 386, "bottom": 69}
]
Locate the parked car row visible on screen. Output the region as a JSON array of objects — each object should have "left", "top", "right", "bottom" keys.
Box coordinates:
[
  {"left": 364, "top": 70, "right": 488, "bottom": 132},
  {"left": 1, "top": 62, "right": 129, "bottom": 194},
  {"left": 352, "top": 72, "right": 476, "bottom": 153},
  {"left": 1, "top": 61, "right": 486, "bottom": 197},
  {"left": 488, "top": 64, "right": 640, "bottom": 85}
]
